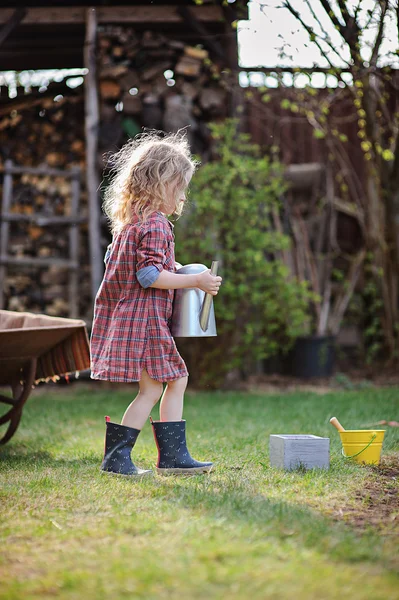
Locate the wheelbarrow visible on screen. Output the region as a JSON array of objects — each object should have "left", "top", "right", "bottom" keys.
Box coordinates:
[{"left": 0, "top": 310, "right": 90, "bottom": 444}]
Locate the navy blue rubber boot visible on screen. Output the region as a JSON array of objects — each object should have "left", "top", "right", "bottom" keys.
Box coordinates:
[
  {"left": 151, "top": 418, "right": 213, "bottom": 474},
  {"left": 101, "top": 417, "right": 152, "bottom": 477}
]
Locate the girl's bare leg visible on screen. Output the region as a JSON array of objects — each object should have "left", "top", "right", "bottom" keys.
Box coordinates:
[
  {"left": 159, "top": 376, "right": 188, "bottom": 422},
  {"left": 121, "top": 370, "right": 163, "bottom": 430}
]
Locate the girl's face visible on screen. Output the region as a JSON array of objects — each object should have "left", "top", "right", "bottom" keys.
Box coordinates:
[{"left": 161, "top": 188, "right": 186, "bottom": 216}]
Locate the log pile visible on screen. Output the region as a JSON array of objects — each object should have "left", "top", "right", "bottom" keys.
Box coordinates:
[
  {"left": 97, "top": 26, "right": 230, "bottom": 163},
  {"left": 0, "top": 25, "right": 232, "bottom": 319},
  {"left": 0, "top": 90, "right": 92, "bottom": 317}
]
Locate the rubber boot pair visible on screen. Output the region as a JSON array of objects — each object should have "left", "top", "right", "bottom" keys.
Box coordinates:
[{"left": 101, "top": 416, "right": 212, "bottom": 476}]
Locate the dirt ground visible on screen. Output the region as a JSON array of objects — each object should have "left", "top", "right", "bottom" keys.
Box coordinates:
[{"left": 329, "top": 455, "right": 399, "bottom": 535}]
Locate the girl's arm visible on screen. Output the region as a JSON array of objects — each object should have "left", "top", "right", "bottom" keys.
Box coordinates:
[
  {"left": 150, "top": 269, "right": 221, "bottom": 295},
  {"left": 135, "top": 221, "right": 221, "bottom": 294}
]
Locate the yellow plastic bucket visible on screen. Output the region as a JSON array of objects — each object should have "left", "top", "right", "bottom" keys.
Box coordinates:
[{"left": 339, "top": 430, "right": 385, "bottom": 465}]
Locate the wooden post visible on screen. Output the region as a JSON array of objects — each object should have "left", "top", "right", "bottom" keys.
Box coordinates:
[
  {"left": 69, "top": 167, "right": 81, "bottom": 319},
  {"left": 220, "top": 5, "right": 243, "bottom": 122},
  {"left": 84, "top": 7, "right": 103, "bottom": 307},
  {"left": 0, "top": 160, "right": 13, "bottom": 309}
]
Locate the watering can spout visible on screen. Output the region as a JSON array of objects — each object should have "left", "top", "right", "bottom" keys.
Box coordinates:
[{"left": 199, "top": 261, "right": 218, "bottom": 332}]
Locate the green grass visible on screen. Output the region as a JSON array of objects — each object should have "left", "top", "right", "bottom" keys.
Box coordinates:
[{"left": 0, "top": 384, "right": 398, "bottom": 600}]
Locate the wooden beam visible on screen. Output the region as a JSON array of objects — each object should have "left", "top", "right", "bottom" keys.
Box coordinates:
[
  {"left": 84, "top": 7, "right": 103, "bottom": 307},
  {"left": 0, "top": 256, "right": 79, "bottom": 268},
  {"left": 0, "top": 5, "right": 223, "bottom": 25},
  {"left": 0, "top": 7, "right": 26, "bottom": 47},
  {"left": 1, "top": 164, "right": 81, "bottom": 178},
  {"left": 177, "top": 6, "right": 225, "bottom": 62}
]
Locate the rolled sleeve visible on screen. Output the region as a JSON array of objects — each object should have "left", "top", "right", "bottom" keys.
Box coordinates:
[
  {"left": 136, "top": 265, "right": 160, "bottom": 289},
  {"left": 104, "top": 243, "right": 112, "bottom": 264},
  {"left": 136, "top": 223, "right": 169, "bottom": 287}
]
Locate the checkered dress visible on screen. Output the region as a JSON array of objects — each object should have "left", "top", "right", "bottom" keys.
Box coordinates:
[{"left": 90, "top": 211, "right": 188, "bottom": 383}]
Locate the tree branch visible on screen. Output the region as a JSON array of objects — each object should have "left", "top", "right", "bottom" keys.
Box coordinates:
[
  {"left": 302, "top": 0, "right": 351, "bottom": 68},
  {"left": 363, "top": 2, "right": 380, "bottom": 31},
  {"left": 354, "top": 0, "right": 365, "bottom": 22},
  {"left": 397, "top": 0, "right": 399, "bottom": 46},
  {"left": 283, "top": 1, "right": 345, "bottom": 75},
  {"left": 336, "top": 0, "right": 350, "bottom": 26},
  {"left": 318, "top": 0, "right": 360, "bottom": 57},
  {"left": 318, "top": 0, "right": 346, "bottom": 33},
  {"left": 370, "top": 1, "right": 388, "bottom": 68}
]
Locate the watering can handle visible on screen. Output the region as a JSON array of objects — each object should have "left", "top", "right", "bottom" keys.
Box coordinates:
[{"left": 199, "top": 261, "right": 218, "bottom": 332}]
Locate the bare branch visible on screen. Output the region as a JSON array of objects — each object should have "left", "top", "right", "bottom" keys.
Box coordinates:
[
  {"left": 354, "top": 0, "right": 365, "bottom": 22},
  {"left": 370, "top": 1, "right": 389, "bottom": 68},
  {"left": 363, "top": 2, "right": 380, "bottom": 32},
  {"left": 329, "top": 250, "right": 366, "bottom": 335},
  {"left": 283, "top": 1, "right": 345, "bottom": 74},
  {"left": 318, "top": 0, "right": 360, "bottom": 56},
  {"left": 336, "top": 0, "right": 350, "bottom": 26},
  {"left": 396, "top": 0, "right": 399, "bottom": 46},
  {"left": 318, "top": 0, "right": 346, "bottom": 34},
  {"left": 302, "top": 0, "right": 352, "bottom": 67}
]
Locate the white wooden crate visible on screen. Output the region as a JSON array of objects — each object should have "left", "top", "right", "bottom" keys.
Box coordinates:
[{"left": 269, "top": 434, "right": 330, "bottom": 470}]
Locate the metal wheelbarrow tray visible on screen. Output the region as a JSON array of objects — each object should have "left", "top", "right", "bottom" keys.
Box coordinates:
[{"left": 0, "top": 310, "right": 90, "bottom": 444}]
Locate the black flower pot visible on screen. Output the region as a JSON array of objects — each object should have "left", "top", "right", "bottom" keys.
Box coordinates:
[{"left": 291, "top": 335, "right": 335, "bottom": 378}]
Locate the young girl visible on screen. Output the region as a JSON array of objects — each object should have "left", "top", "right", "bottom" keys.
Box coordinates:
[{"left": 90, "top": 132, "right": 222, "bottom": 476}]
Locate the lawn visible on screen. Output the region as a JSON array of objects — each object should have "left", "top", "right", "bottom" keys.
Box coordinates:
[{"left": 0, "top": 384, "right": 398, "bottom": 600}]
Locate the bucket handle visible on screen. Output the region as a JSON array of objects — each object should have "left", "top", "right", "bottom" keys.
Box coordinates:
[{"left": 341, "top": 433, "right": 377, "bottom": 459}]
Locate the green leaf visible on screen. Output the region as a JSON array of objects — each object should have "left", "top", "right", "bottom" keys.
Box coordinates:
[
  {"left": 382, "top": 149, "right": 394, "bottom": 161},
  {"left": 313, "top": 129, "right": 326, "bottom": 139}
]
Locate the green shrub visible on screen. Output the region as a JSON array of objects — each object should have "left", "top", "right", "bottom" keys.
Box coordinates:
[{"left": 174, "top": 120, "right": 311, "bottom": 387}]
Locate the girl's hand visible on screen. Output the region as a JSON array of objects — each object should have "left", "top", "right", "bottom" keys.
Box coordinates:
[{"left": 197, "top": 269, "right": 223, "bottom": 295}]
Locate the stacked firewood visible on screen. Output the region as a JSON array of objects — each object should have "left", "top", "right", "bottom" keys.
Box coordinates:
[
  {"left": 97, "top": 26, "right": 230, "bottom": 163},
  {"left": 0, "top": 91, "right": 92, "bottom": 317},
  {"left": 0, "top": 26, "right": 231, "bottom": 319},
  {"left": 0, "top": 92, "right": 85, "bottom": 170}
]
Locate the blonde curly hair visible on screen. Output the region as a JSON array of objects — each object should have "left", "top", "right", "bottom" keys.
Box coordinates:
[{"left": 103, "top": 131, "right": 198, "bottom": 234}]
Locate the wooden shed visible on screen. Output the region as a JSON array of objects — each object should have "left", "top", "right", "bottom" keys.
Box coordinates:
[{"left": 0, "top": 1, "right": 245, "bottom": 320}]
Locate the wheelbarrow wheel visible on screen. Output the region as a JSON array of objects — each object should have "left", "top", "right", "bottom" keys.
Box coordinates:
[{"left": 0, "top": 357, "right": 37, "bottom": 445}]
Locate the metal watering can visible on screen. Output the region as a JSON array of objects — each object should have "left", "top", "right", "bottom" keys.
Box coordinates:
[{"left": 170, "top": 261, "right": 218, "bottom": 338}]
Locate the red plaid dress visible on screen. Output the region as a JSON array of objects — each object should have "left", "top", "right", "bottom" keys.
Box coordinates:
[{"left": 90, "top": 211, "right": 188, "bottom": 383}]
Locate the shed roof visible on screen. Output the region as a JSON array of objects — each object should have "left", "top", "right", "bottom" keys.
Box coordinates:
[{"left": 0, "top": 1, "right": 244, "bottom": 70}]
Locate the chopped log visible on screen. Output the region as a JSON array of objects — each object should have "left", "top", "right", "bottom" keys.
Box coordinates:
[
  {"left": 141, "top": 93, "right": 163, "bottom": 129},
  {"left": 199, "top": 86, "right": 225, "bottom": 111},
  {"left": 112, "top": 45, "right": 124, "bottom": 59},
  {"left": 284, "top": 163, "right": 324, "bottom": 191},
  {"left": 141, "top": 62, "right": 172, "bottom": 82},
  {"left": 175, "top": 55, "right": 203, "bottom": 78},
  {"left": 184, "top": 46, "right": 208, "bottom": 61},
  {"left": 99, "top": 64, "right": 128, "bottom": 79},
  {"left": 119, "top": 70, "right": 140, "bottom": 92},
  {"left": 168, "top": 40, "right": 185, "bottom": 51},
  {"left": 99, "top": 79, "right": 122, "bottom": 100},
  {"left": 163, "top": 94, "right": 196, "bottom": 146},
  {"left": 141, "top": 30, "right": 168, "bottom": 48},
  {"left": 122, "top": 92, "right": 142, "bottom": 115}
]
